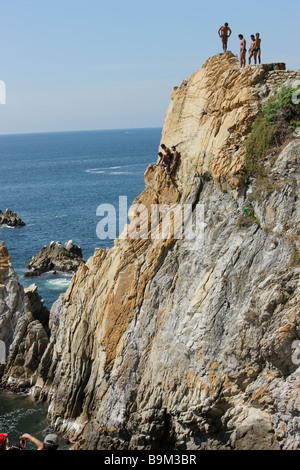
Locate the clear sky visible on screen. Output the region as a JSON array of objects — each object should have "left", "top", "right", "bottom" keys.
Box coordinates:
[{"left": 0, "top": 0, "right": 299, "bottom": 135}]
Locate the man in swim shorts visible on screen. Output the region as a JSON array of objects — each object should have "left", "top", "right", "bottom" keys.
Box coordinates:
[
  {"left": 218, "top": 23, "right": 232, "bottom": 52},
  {"left": 255, "top": 33, "right": 261, "bottom": 64},
  {"left": 249, "top": 35, "right": 256, "bottom": 64},
  {"left": 238, "top": 34, "right": 246, "bottom": 68}
]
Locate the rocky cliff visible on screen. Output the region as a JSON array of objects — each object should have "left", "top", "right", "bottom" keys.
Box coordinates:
[
  {"left": 2, "top": 52, "right": 300, "bottom": 450},
  {"left": 0, "top": 242, "right": 50, "bottom": 389}
]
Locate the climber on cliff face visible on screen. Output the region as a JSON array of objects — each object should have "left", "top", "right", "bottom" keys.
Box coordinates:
[
  {"left": 238, "top": 34, "right": 246, "bottom": 68},
  {"left": 65, "top": 420, "right": 88, "bottom": 445},
  {"left": 218, "top": 23, "right": 232, "bottom": 52},
  {"left": 161, "top": 144, "right": 172, "bottom": 160},
  {"left": 158, "top": 144, "right": 172, "bottom": 172},
  {"left": 167, "top": 146, "right": 180, "bottom": 175},
  {"left": 157, "top": 151, "right": 170, "bottom": 170}
]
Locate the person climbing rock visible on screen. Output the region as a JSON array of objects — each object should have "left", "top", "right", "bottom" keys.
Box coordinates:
[
  {"left": 218, "top": 23, "right": 232, "bottom": 52},
  {"left": 161, "top": 144, "right": 172, "bottom": 159},
  {"left": 158, "top": 144, "right": 172, "bottom": 172},
  {"left": 167, "top": 146, "right": 180, "bottom": 175},
  {"left": 66, "top": 421, "right": 88, "bottom": 445}
]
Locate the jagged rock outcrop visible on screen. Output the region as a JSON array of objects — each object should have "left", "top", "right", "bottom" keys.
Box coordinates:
[
  {"left": 0, "top": 242, "right": 50, "bottom": 389},
  {"left": 8, "top": 53, "right": 300, "bottom": 450},
  {"left": 24, "top": 240, "right": 84, "bottom": 277},
  {"left": 0, "top": 209, "right": 25, "bottom": 227}
]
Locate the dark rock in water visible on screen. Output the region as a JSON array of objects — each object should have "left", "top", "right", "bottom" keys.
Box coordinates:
[
  {"left": 24, "top": 240, "right": 84, "bottom": 277},
  {"left": 0, "top": 209, "right": 25, "bottom": 227}
]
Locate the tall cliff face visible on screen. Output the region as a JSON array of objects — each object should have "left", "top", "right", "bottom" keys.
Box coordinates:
[{"left": 31, "top": 53, "right": 300, "bottom": 450}]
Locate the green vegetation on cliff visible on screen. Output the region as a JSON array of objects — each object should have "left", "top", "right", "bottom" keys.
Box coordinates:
[{"left": 244, "top": 85, "right": 300, "bottom": 179}]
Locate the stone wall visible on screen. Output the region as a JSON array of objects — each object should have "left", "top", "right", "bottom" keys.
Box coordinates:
[{"left": 263, "top": 69, "right": 300, "bottom": 90}]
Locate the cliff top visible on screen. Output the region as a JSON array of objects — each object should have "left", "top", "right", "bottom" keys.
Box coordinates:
[{"left": 149, "top": 51, "right": 300, "bottom": 200}]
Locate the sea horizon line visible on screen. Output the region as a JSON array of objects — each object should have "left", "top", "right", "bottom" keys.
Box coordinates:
[{"left": 0, "top": 126, "right": 163, "bottom": 138}]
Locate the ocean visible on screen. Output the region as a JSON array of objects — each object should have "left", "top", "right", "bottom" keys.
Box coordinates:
[
  {"left": 0, "top": 128, "right": 162, "bottom": 307},
  {"left": 0, "top": 128, "right": 162, "bottom": 446}
]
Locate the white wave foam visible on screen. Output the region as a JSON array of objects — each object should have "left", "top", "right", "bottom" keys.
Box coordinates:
[
  {"left": 46, "top": 278, "right": 72, "bottom": 289},
  {"left": 85, "top": 169, "right": 105, "bottom": 174},
  {"left": 109, "top": 171, "right": 134, "bottom": 175},
  {"left": 85, "top": 164, "right": 135, "bottom": 174}
]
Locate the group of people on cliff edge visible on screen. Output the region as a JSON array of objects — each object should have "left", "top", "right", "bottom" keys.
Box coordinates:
[
  {"left": 157, "top": 144, "right": 180, "bottom": 176},
  {"left": 218, "top": 23, "right": 262, "bottom": 68}
]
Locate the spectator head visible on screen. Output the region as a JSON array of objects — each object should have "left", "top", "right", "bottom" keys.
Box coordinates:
[
  {"left": 43, "top": 434, "right": 59, "bottom": 451},
  {"left": 0, "top": 433, "right": 8, "bottom": 450}
]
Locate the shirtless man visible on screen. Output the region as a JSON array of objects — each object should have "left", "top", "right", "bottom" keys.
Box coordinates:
[
  {"left": 167, "top": 146, "right": 180, "bottom": 175},
  {"left": 157, "top": 152, "right": 169, "bottom": 167},
  {"left": 158, "top": 145, "right": 171, "bottom": 172},
  {"left": 161, "top": 144, "right": 172, "bottom": 161},
  {"left": 238, "top": 34, "right": 246, "bottom": 68},
  {"left": 255, "top": 33, "right": 261, "bottom": 64},
  {"left": 249, "top": 35, "right": 256, "bottom": 64},
  {"left": 218, "top": 23, "right": 232, "bottom": 52}
]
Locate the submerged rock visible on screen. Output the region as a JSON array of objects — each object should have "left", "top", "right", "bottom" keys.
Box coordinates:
[
  {"left": 24, "top": 240, "right": 84, "bottom": 277},
  {"left": 0, "top": 209, "right": 25, "bottom": 227}
]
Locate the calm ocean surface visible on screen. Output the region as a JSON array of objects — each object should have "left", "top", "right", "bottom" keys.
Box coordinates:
[
  {"left": 0, "top": 128, "right": 162, "bottom": 308},
  {"left": 0, "top": 128, "right": 162, "bottom": 446}
]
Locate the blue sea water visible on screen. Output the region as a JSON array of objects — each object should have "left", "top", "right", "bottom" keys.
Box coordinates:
[
  {"left": 0, "top": 128, "right": 162, "bottom": 308},
  {"left": 0, "top": 389, "right": 48, "bottom": 450}
]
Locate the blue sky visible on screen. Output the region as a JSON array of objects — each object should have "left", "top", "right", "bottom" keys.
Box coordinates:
[{"left": 0, "top": 0, "right": 299, "bottom": 134}]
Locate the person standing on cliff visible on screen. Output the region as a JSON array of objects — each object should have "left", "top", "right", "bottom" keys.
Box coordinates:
[
  {"left": 255, "top": 33, "right": 261, "bottom": 64},
  {"left": 238, "top": 34, "right": 246, "bottom": 68},
  {"left": 218, "top": 23, "right": 232, "bottom": 52},
  {"left": 249, "top": 35, "right": 256, "bottom": 64}
]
